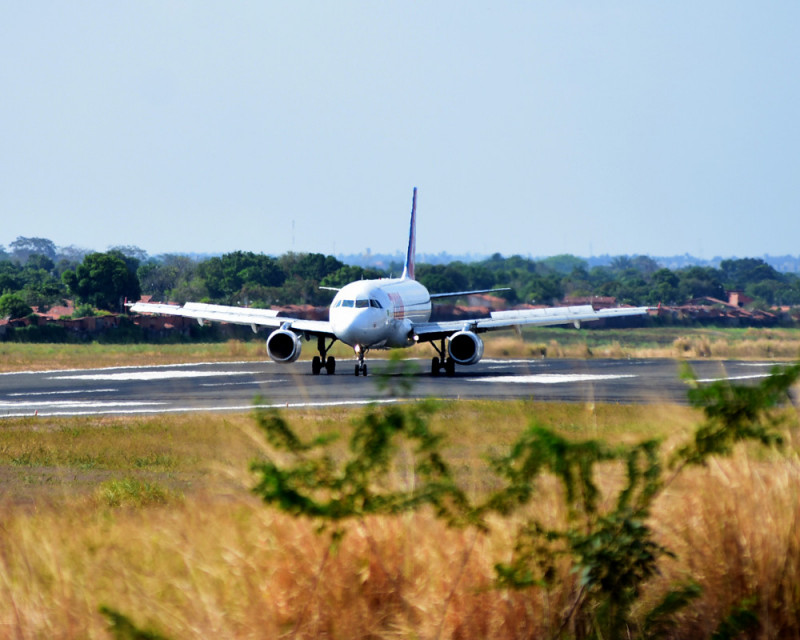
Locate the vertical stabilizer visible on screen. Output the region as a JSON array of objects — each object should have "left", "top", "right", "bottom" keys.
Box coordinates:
[{"left": 402, "top": 187, "right": 417, "bottom": 280}]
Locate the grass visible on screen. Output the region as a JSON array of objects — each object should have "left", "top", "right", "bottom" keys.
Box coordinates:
[
  {"left": 97, "top": 477, "right": 181, "bottom": 508},
  {"left": 495, "top": 326, "right": 800, "bottom": 360},
  {"left": 1, "top": 397, "right": 799, "bottom": 638},
  {"left": 2, "top": 326, "right": 800, "bottom": 373},
  {"left": 0, "top": 340, "right": 269, "bottom": 372}
]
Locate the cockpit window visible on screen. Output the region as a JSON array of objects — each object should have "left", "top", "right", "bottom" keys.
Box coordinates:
[
  {"left": 333, "top": 300, "right": 342, "bottom": 308},
  {"left": 355, "top": 299, "right": 369, "bottom": 308},
  {"left": 370, "top": 299, "right": 382, "bottom": 309},
  {"left": 341, "top": 300, "right": 354, "bottom": 308}
]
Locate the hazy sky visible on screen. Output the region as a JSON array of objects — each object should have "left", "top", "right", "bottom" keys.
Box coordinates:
[{"left": 3, "top": 3, "right": 799, "bottom": 260}]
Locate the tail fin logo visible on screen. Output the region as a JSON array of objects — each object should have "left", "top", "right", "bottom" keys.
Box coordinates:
[{"left": 403, "top": 187, "right": 417, "bottom": 280}]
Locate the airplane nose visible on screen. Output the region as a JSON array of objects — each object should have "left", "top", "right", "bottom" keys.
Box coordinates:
[{"left": 331, "top": 308, "right": 385, "bottom": 345}]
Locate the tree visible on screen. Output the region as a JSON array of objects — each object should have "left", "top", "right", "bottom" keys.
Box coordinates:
[
  {"left": 25, "top": 254, "right": 55, "bottom": 272},
  {"left": 648, "top": 268, "right": 681, "bottom": 305},
  {"left": 0, "top": 254, "right": 66, "bottom": 310},
  {"left": 278, "top": 252, "right": 344, "bottom": 282},
  {"left": 9, "top": 236, "right": 57, "bottom": 263},
  {"left": 0, "top": 262, "right": 21, "bottom": 292},
  {"left": 677, "top": 266, "right": 725, "bottom": 301},
  {"left": 108, "top": 245, "right": 148, "bottom": 263},
  {"left": 630, "top": 255, "right": 660, "bottom": 276},
  {"left": 0, "top": 292, "right": 33, "bottom": 319},
  {"left": 138, "top": 255, "right": 200, "bottom": 301},
  {"left": 416, "top": 264, "right": 468, "bottom": 295},
  {"left": 62, "top": 252, "right": 141, "bottom": 311},
  {"left": 169, "top": 277, "right": 209, "bottom": 305},
  {"left": 609, "top": 255, "right": 635, "bottom": 273},
  {"left": 320, "top": 265, "right": 385, "bottom": 289},
  {"left": 520, "top": 273, "right": 563, "bottom": 305},
  {"left": 54, "top": 245, "right": 90, "bottom": 273},
  {"left": 198, "top": 251, "right": 285, "bottom": 302},
  {"left": 719, "top": 258, "right": 780, "bottom": 290},
  {"left": 540, "top": 254, "right": 588, "bottom": 275},
  {"left": 461, "top": 263, "right": 496, "bottom": 290}
]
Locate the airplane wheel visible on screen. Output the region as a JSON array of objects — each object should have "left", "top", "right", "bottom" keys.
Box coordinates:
[
  {"left": 431, "top": 357, "right": 440, "bottom": 376},
  {"left": 445, "top": 358, "right": 455, "bottom": 377},
  {"left": 312, "top": 356, "right": 322, "bottom": 375},
  {"left": 355, "top": 364, "right": 360, "bottom": 376},
  {"left": 363, "top": 364, "right": 368, "bottom": 376},
  {"left": 325, "top": 356, "right": 336, "bottom": 375}
]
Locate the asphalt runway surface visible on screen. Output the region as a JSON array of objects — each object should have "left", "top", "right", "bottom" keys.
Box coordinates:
[{"left": 0, "top": 358, "right": 784, "bottom": 418}]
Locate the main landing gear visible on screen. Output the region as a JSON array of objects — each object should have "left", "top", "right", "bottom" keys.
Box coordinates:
[
  {"left": 430, "top": 338, "right": 456, "bottom": 377},
  {"left": 354, "top": 344, "right": 368, "bottom": 376},
  {"left": 311, "top": 336, "right": 337, "bottom": 375}
]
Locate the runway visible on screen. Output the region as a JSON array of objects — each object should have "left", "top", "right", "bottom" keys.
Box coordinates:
[{"left": 0, "top": 358, "right": 782, "bottom": 418}]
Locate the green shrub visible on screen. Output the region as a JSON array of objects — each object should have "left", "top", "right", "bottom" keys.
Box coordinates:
[{"left": 97, "top": 477, "right": 180, "bottom": 508}]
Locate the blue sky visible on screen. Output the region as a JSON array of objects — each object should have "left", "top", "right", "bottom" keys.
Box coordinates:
[{"left": 2, "top": 2, "right": 799, "bottom": 259}]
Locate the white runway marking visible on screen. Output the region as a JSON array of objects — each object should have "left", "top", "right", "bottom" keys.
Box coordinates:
[
  {"left": 696, "top": 374, "right": 772, "bottom": 383},
  {"left": 0, "top": 398, "right": 399, "bottom": 418},
  {"left": 486, "top": 365, "right": 548, "bottom": 371},
  {"left": 8, "top": 388, "right": 117, "bottom": 397},
  {"left": 469, "top": 374, "right": 637, "bottom": 384},
  {"left": 740, "top": 362, "right": 781, "bottom": 367},
  {"left": 0, "top": 360, "right": 268, "bottom": 377},
  {"left": 49, "top": 370, "right": 253, "bottom": 382},
  {"left": 0, "top": 400, "right": 165, "bottom": 413},
  {"left": 0, "top": 400, "right": 164, "bottom": 408},
  {"left": 200, "top": 379, "right": 284, "bottom": 387}
]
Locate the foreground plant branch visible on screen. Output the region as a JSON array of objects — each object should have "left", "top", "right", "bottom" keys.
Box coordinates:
[
  {"left": 248, "top": 396, "right": 479, "bottom": 635},
  {"left": 485, "top": 363, "right": 800, "bottom": 638},
  {"left": 250, "top": 398, "right": 475, "bottom": 532},
  {"left": 246, "top": 363, "right": 800, "bottom": 639}
]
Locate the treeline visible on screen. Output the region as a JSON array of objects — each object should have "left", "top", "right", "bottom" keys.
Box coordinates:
[{"left": 2, "top": 237, "right": 800, "bottom": 321}]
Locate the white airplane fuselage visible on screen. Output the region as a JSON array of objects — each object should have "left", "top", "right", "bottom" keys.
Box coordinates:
[{"left": 329, "top": 277, "right": 431, "bottom": 349}]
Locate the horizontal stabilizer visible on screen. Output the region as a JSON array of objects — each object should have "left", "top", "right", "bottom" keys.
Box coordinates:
[{"left": 429, "top": 287, "right": 511, "bottom": 300}]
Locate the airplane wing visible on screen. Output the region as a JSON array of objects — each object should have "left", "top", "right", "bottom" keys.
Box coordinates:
[
  {"left": 127, "top": 301, "right": 335, "bottom": 337},
  {"left": 410, "top": 305, "right": 651, "bottom": 341}
]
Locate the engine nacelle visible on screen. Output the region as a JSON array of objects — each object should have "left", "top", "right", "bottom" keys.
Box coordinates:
[
  {"left": 447, "top": 330, "right": 484, "bottom": 366},
  {"left": 266, "top": 329, "right": 302, "bottom": 363}
]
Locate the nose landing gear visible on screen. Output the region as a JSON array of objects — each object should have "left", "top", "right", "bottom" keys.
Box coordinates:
[{"left": 354, "top": 345, "right": 369, "bottom": 376}]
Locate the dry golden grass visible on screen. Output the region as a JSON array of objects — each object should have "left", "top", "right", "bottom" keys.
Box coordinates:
[
  {"left": 645, "top": 453, "right": 800, "bottom": 638},
  {"left": 475, "top": 328, "right": 800, "bottom": 361},
  {"left": 670, "top": 332, "right": 800, "bottom": 360},
  {"left": 2, "top": 399, "right": 799, "bottom": 638}
]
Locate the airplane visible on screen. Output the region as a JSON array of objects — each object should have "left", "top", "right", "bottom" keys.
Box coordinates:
[{"left": 128, "top": 188, "right": 650, "bottom": 376}]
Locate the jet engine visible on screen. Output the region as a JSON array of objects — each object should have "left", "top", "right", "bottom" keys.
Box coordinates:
[
  {"left": 266, "top": 329, "right": 303, "bottom": 363},
  {"left": 447, "top": 330, "right": 484, "bottom": 366}
]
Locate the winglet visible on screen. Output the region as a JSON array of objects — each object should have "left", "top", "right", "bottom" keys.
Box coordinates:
[{"left": 402, "top": 187, "right": 417, "bottom": 280}]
